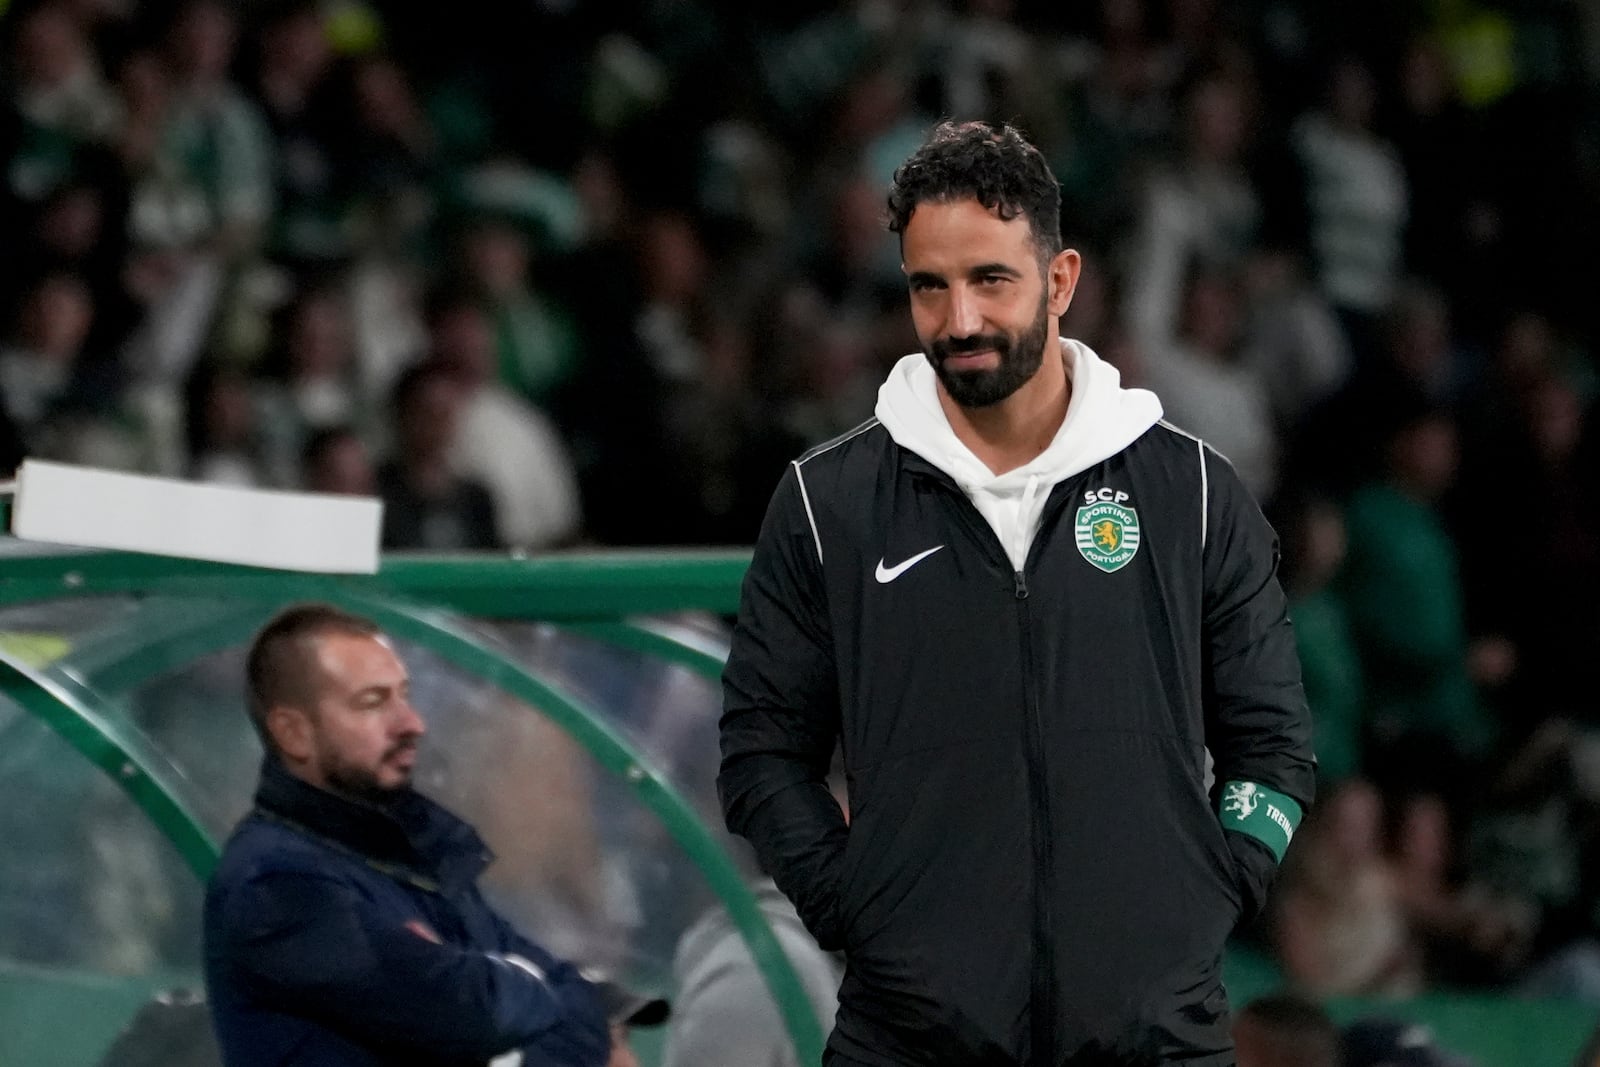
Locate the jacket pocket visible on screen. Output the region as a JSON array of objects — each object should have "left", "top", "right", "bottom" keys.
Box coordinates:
[
  {"left": 1141, "top": 951, "right": 1234, "bottom": 1061},
  {"left": 833, "top": 806, "right": 882, "bottom": 949},
  {"left": 1205, "top": 819, "right": 1245, "bottom": 915}
]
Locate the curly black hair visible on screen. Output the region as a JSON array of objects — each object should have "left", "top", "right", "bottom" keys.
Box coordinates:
[{"left": 886, "top": 121, "right": 1063, "bottom": 263}]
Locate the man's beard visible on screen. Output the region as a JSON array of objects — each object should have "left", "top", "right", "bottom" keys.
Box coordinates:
[
  {"left": 926, "top": 294, "right": 1051, "bottom": 408},
  {"left": 321, "top": 742, "right": 415, "bottom": 805}
]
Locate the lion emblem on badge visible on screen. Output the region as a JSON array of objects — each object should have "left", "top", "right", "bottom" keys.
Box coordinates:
[
  {"left": 1093, "top": 519, "right": 1121, "bottom": 551},
  {"left": 1223, "top": 782, "right": 1260, "bottom": 820}
]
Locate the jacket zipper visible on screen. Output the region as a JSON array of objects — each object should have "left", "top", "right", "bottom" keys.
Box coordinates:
[
  {"left": 915, "top": 466, "right": 1065, "bottom": 1065},
  {"left": 1014, "top": 567, "right": 1055, "bottom": 1067}
]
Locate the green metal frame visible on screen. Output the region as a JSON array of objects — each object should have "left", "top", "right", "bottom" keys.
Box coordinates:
[
  {"left": 67, "top": 600, "right": 280, "bottom": 694},
  {"left": 0, "top": 549, "right": 752, "bottom": 619},
  {"left": 331, "top": 593, "right": 827, "bottom": 1065},
  {"left": 0, "top": 654, "right": 218, "bottom": 878},
  {"left": 564, "top": 620, "right": 729, "bottom": 681},
  {"left": 0, "top": 555, "right": 825, "bottom": 1065}
]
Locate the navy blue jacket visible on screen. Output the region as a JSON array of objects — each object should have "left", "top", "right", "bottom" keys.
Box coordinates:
[{"left": 203, "top": 758, "right": 609, "bottom": 1067}]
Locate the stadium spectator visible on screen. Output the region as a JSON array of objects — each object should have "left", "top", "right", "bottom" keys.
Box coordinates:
[
  {"left": 1339, "top": 400, "right": 1499, "bottom": 803},
  {"left": 246, "top": 0, "right": 345, "bottom": 269},
  {"left": 300, "top": 425, "right": 373, "bottom": 497},
  {"left": 1388, "top": 792, "right": 1533, "bottom": 988},
  {"left": 424, "top": 286, "right": 582, "bottom": 550},
  {"left": 1286, "top": 278, "right": 1462, "bottom": 496},
  {"left": 1451, "top": 316, "right": 1600, "bottom": 730},
  {"left": 1391, "top": 37, "right": 1496, "bottom": 341},
  {"left": 0, "top": 270, "right": 98, "bottom": 433},
  {"left": 455, "top": 212, "right": 583, "bottom": 409},
  {"left": 4, "top": 1, "right": 118, "bottom": 205},
  {"left": 182, "top": 358, "right": 269, "bottom": 486},
  {"left": 1123, "top": 73, "right": 1260, "bottom": 354},
  {"left": 1240, "top": 245, "right": 1351, "bottom": 438},
  {"left": 1140, "top": 261, "right": 1278, "bottom": 499},
  {"left": 1291, "top": 56, "right": 1408, "bottom": 364},
  {"left": 162, "top": 0, "right": 273, "bottom": 261},
  {"left": 1274, "top": 779, "right": 1424, "bottom": 998},
  {"left": 376, "top": 360, "right": 499, "bottom": 551},
  {"left": 1277, "top": 490, "right": 1363, "bottom": 786},
  {"left": 253, "top": 283, "right": 368, "bottom": 485}
]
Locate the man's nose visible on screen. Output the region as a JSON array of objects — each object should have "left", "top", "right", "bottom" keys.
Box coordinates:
[
  {"left": 395, "top": 699, "right": 426, "bottom": 737},
  {"left": 948, "top": 284, "right": 984, "bottom": 337}
]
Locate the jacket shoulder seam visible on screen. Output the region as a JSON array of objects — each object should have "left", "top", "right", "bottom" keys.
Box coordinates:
[
  {"left": 790, "top": 461, "right": 824, "bottom": 565},
  {"left": 1156, "top": 421, "right": 1208, "bottom": 551},
  {"left": 794, "top": 417, "right": 881, "bottom": 467},
  {"left": 791, "top": 418, "right": 882, "bottom": 565}
]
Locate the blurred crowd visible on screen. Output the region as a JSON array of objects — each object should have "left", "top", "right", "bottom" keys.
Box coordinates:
[{"left": 4, "top": 0, "right": 1600, "bottom": 1014}]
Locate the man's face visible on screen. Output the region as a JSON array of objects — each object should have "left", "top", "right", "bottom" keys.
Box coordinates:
[
  {"left": 308, "top": 435, "right": 375, "bottom": 496},
  {"left": 901, "top": 198, "right": 1056, "bottom": 408},
  {"left": 295, "top": 633, "right": 425, "bottom": 801},
  {"left": 399, "top": 375, "right": 464, "bottom": 462},
  {"left": 432, "top": 307, "right": 495, "bottom": 387}
]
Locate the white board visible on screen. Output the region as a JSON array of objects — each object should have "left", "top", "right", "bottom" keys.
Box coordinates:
[{"left": 10, "top": 460, "right": 383, "bottom": 574}]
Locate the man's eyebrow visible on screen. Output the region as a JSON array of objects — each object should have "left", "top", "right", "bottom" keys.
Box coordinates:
[
  {"left": 969, "top": 262, "right": 1023, "bottom": 278},
  {"left": 906, "top": 270, "right": 944, "bottom": 287}
]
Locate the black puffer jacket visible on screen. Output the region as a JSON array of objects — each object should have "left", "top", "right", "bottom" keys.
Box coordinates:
[{"left": 721, "top": 410, "right": 1314, "bottom": 1066}]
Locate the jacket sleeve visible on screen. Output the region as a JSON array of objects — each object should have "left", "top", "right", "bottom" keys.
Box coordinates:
[
  {"left": 718, "top": 464, "right": 851, "bottom": 950},
  {"left": 212, "top": 868, "right": 610, "bottom": 1066},
  {"left": 482, "top": 897, "right": 614, "bottom": 1067},
  {"left": 1200, "top": 449, "right": 1317, "bottom": 922},
  {"left": 661, "top": 919, "right": 841, "bottom": 1067}
]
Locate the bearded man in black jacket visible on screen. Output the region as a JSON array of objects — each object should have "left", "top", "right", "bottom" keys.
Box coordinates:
[{"left": 719, "top": 121, "right": 1315, "bottom": 1066}]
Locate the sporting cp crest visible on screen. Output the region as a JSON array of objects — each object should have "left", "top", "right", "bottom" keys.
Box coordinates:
[
  {"left": 1222, "top": 781, "right": 1260, "bottom": 819},
  {"left": 1074, "top": 499, "right": 1141, "bottom": 573}
]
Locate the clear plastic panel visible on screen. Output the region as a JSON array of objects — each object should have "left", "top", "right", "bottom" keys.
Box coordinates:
[
  {"left": 438, "top": 618, "right": 739, "bottom": 973},
  {"left": 0, "top": 598, "right": 807, "bottom": 1064},
  {"left": 53, "top": 604, "right": 794, "bottom": 1056},
  {"left": 110, "top": 615, "right": 735, "bottom": 977},
  {"left": 0, "top": 596, "right": 148, "bottom": 667},
  {"left": 117, "top": 642, "right": 264, "bottom": 842},
  {"left": 0, "top": 694, "right": 204, "bottom": 1067}
]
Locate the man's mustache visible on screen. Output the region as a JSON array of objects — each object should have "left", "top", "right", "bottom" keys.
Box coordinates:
[
  {"left": 932, "top": 334, "right": 1011, "bottom": 362},
  {"left": 385, "top": 739, "right": 419, "bottom": 761}
]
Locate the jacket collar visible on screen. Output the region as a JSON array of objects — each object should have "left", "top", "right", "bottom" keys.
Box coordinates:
[
  {"left": 898, "top": 443, "right": 1076, "bottom": 508},
  {"left": 253, "top": 756, "right": 491, "bottom": 889}
]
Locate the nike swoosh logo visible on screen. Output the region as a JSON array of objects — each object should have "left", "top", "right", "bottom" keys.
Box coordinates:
[{"left": 875, "top": 545, "right": 945, "bottom": 583}]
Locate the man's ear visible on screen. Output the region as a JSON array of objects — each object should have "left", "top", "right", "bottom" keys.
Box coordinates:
[
  {"left": 266, "top": 705, "right": 315, "bottom": 763},
  {"left": 1047, "top": 248, "right": 1082, "bottom": 318}
]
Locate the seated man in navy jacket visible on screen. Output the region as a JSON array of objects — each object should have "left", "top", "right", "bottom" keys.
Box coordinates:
[{"left": 203, "top": 603, "right": 611, "bottom": 1067}]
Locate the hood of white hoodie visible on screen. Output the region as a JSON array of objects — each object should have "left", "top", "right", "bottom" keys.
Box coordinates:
[{"left": 874, "top": 338, "right": 1163, "bottom": 568}]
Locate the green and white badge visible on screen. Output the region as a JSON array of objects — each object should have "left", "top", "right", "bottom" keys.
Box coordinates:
[
  {"left": 1075, "top": 497, "right": 1141, "bottom": 573},
  {"left": 1218, "top": 780, "right": 1303, "bottom": 862}
]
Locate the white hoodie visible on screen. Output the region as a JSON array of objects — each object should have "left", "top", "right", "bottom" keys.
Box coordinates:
[{"left": 874, "top": 339, "right": 1164, "bottom": 570}]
